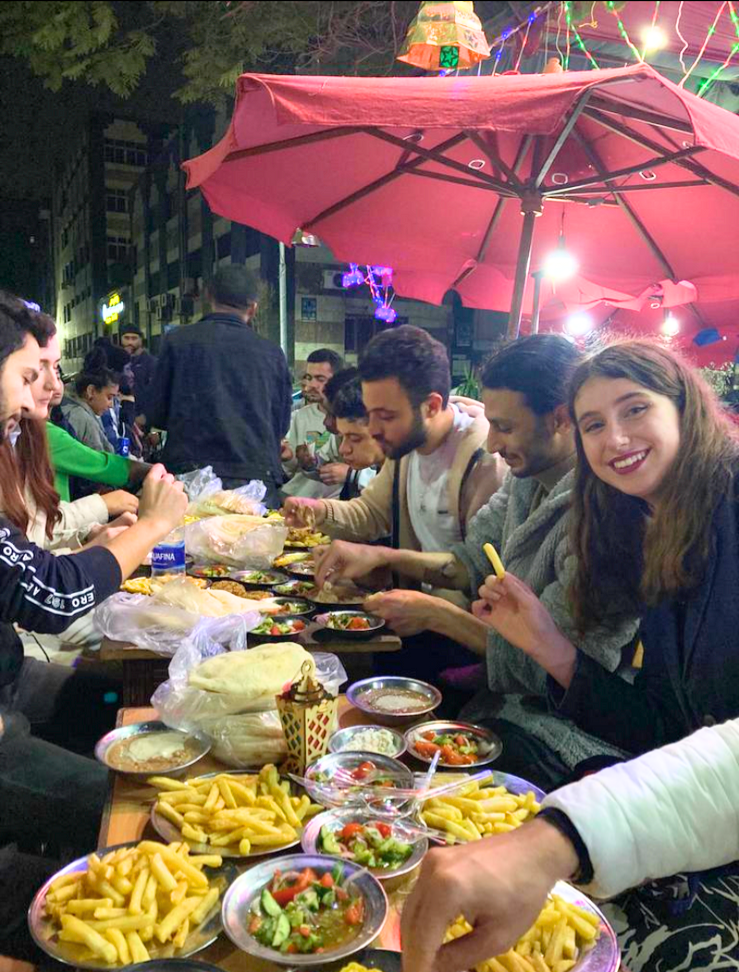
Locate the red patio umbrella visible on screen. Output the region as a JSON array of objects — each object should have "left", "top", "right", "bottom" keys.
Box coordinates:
[{"left": 183, "top": 63, "right": 739, "bottom": 338}]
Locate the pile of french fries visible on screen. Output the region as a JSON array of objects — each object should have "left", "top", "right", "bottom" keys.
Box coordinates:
[
  {"left": 43, "top": 841, "right": 223, "bottom": 966},
  {"left": 151, "top": 765, "right": 323, "bottom": 856},
  {"left": 420, "top": 777, "right": 540, "bottom": 843},
  {"left": 446, "top": 893, "right": 601, "bottom": 972}
]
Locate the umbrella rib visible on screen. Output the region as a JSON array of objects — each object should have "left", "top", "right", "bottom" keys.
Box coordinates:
[
  {"left": 543, "top": 145, "right": 705, "bottom": 196},
  {"left": 572, "top": 127, "right": 677, "bottom": 281},
  {"left": 303, "top": 132, "right": 469, "bottom": 230},
  {"left": 557, "top": 181, "right": 708, "bottom": 194},
  {"left": 452, "top": 135, "right": 534, "bottom": 291},
  {"left": 584, "top": 108, "right": 739, "bottom": 200},
  {"left": 464, "top": 131, "right": 522, "bottom": 187},
  {"left": 534, "top": 89, "right": 594, "bottom": 189},
  {"left": 407, "top": 169, "right": 504, "bottom": 192},
  {"left": 222, "top": 126, "right": 367, "bottom": 162},
  {"left": 586, "top": 95, "right": 694, "bottom": 135},
  {"left": 362, "top": 128, "right": 516, "bottom": 195}
]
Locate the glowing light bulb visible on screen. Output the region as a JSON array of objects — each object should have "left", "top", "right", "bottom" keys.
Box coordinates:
[
  {"left": 642, "top": 26, "right": 667, "bottom": 52},
  {"left": 543, "top": 246, "right": 579, "bottom": 282},
  {"left": 662, "top": 314, "right": 680, "bottom": 337},
  {"left": 565, "top": 313, "right": 592, "bottom": 337}
]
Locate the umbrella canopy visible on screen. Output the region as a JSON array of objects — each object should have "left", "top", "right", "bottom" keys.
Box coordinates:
[{"left": 183, "top": 63, "right": 739, "bottom": 337}]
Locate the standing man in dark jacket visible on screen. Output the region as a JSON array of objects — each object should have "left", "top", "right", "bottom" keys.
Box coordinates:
[
  {"left": 120, "top": 325, "right": 157, "bottom": 411},
  {"left": 145, "top": 266, "right": 293, "bottom": 506}
]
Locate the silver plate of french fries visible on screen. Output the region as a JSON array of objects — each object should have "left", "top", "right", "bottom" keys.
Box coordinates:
[
  {"left": 446, "top": 880, "right": 619, "bottom": 972},
  {"left": 28, "top": 840, "right": 236, "bottom": 969},
  {"left": 416, "top": 771, "right": 545, "bottom": 844},
  {"left": 149, "top": 766, "right": 325, "bottom": 859}
]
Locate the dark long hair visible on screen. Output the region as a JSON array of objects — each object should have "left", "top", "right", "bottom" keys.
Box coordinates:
[
  {"left": 0, "top": 293, "right": 60, "bottom": 537},
  {"left": 568, "top": 340, "right": 739, "bottom": 631},
  {"left": 1, "top": 421, "right": 61, "bottom": 539}
]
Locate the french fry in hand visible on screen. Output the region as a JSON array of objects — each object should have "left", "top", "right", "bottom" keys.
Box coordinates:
[
  {"left": 483, "top": 542, "right": 506, "bottom": 580},
  {"left": 149, "top": 764, "right": 323, "bottom": 856},
  {"left": 42, "top": 841, "right": 224, "bottom": 966}
]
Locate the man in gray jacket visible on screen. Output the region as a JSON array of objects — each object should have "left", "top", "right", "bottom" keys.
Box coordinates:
[{"left": 314, "top": 336, "right": 639, "bottom": 787}]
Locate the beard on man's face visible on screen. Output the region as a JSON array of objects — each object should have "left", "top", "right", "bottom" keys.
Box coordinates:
[{"left": 381, "top": 406, "right": 428, "bottom": 460}]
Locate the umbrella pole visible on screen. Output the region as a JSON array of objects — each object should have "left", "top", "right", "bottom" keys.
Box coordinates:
[
  {"left": 507, "top": 194, "right": 542, "bottom": 340},
  {"left": 531, "top": 271, "right": 544, "bottom": 335}
]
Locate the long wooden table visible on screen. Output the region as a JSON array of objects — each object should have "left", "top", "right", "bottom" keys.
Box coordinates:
[
  {"left": 98, "top": 704, "right": 418, "bottom": 970},
  {"left": 100, "top": 626, "right": 403, "bottom": 706}
]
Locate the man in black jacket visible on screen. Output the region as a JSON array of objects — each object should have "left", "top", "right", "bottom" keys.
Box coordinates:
[{"left": 145, "top": 266, "right": 293, "bottom": 506}]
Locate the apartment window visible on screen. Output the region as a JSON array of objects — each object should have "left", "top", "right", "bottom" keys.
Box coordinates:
[
  {"left": 107, "top": 236, "right": 130, "bottom": 262},
  {"left": 104, "top": 138, "right": 147, "bottom": 167},
  {"left": 106, "top": 188, "right": 128, "bottom": 214}
]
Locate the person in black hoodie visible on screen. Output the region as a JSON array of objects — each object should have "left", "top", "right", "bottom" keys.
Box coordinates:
[
  {"left": 0, "top": 293, "right": 190, "bottom": 959},
  {"left": 144, "top": 265, "right": 293, "bottom": 506}
]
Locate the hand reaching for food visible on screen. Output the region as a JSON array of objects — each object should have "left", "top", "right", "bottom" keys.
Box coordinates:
[
  {"left": 138, "top": 464, "right": 188, "bottom": 532},
  {"left": 319, "top": 462, "right": 350, "bottom": 486},
  {"left": 363, "top": 589, "right": 436, "bottom": 637},
  {"left": 282, "top": 497, "right": 326, "bottom": 528},
  {"left": 314, "top": 541, "right": 392, "bottom": 589},
  {"left": 102, "top": 489, "right": 140, "bottom": 517}
]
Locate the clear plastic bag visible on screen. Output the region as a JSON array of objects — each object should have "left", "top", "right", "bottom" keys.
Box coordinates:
[
  {"left": 93, "top": 592, "right": 262, "bottom": 655},
  {"left": 180, "top": 466, "right": 268, "bottom": 518},
  {"left": 151, "top": 615, "right": 347, "bottom": 768},
  {"left": 185, "top": 514, "right": 287, "bottom": 568}
]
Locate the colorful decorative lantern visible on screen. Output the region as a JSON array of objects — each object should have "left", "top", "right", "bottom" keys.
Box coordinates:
[
  {"left": 397, "top": 1, "right": 491, "bottom": 72},
  {"left": 276, "top": 660, "right": 339, "bottom": 774}
]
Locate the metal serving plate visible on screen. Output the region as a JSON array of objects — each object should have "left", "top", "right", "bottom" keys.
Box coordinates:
[
  {"left": 187, "top": 563, "right": 232, "bottom": 579},
  {"left": 272, "top": 579, "right": 317, "bottom": 598},
  {"left": 94, "top": 721, "right": 210, "bottom": 779},
  {"left": 287, "top": 561, "right": 317, "bottom": 578},
  {"left": 28, "top": 842, "right": 234, "bottom": 970},
  {"left": 314, "top": 611, "right": 386, "bottom": 640},
  {"left": 347, "top": 677, "right": 442, "bottom": 727},
  {"left": 544, "top": 882, "right": 620, "bottom": 972},
  {"left": 125, "top": 961, "right": 226, "bottom": 972},
  {"left": 329, "top": 725, "right": 406, "bottom": 759},
  {"left": 417, "top": 769, "right": 546, "bottom": 806},
  {"left": 220, "top": 853, "right": 388, "bottom": 966},
  {"left": 249, "top": 616, "right": 310, "bottom": 641},
  {"left": 303, "top": 752, "right": 415, "bottom": 809},
  {"left": 301, "top": 808, "right": 428, "bottom": 880},
  {"left": 229, "top": 569, "right": 289, "bottom": 588},
  {"left": 404, "top": 720, "right": 502, "bottom": 770},
  {"left": 150, "top": 770, "right": 302, "bottom": 860},
  {"left": 267, "top": 597, "right": 315, "bottom": 618}
]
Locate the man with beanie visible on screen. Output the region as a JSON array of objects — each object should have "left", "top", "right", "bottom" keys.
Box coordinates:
[
  {"left": 120, "top": 324, "right": 157, "bottom": 415},
  {"left": 145, "top": 266, "right": 292, "bottom": 506}
]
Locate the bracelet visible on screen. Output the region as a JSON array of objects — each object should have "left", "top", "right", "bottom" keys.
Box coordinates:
[{"left": 537, "top": 808, "right": 594, "bottom": 885}]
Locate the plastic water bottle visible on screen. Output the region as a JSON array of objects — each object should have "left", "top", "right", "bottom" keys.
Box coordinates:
[{"left": 151, "top": 528, "right": 187, "bottom": 578}]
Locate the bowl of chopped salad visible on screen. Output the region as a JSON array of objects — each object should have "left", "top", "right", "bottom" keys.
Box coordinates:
[
  {"left": 230, "top": 569, "right": 289, "bottom": 588},
  {"left": 303, "top": 753, "right": 415, "bottom": 810},
  {"left": 404, "top": 721, "right": 502, "bottom": 769},
  {"left": 220, "top": 854, "right": 388, "bottom": 965},
  {"left": 250, "top": 616, "right": 309, "bottom": 641},
  {"left": 314, "top": 612, "right": 385, "bottom": 640},
  {"left": 301, "top": 809, "right": 427, "bottom": 879}
]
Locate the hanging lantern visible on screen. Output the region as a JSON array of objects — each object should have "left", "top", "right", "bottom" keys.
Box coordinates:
[{"left": 397, "top": 1, "right": 491, "bottom": 72}]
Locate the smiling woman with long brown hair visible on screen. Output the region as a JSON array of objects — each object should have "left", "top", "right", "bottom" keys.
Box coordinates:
[{"left": 472, "top": 339, "right": 739, "bottom": 753}]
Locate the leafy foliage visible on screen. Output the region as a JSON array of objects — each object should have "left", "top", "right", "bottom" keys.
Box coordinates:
[{"left": 0, "top": 0, "right": 421, "bottom": 104}]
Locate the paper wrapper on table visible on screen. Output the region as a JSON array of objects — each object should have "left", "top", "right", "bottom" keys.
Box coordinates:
[
  {"left": 276, "top": 660, "right": 340, "bottom": 774},
  {"left": 185, "top": 513, "right": 287, "bottom": 568},
  {"left": 152, "top": 621, "right": 346, "bottom": 767},
  {"left": 93, "top": 580, "right": 262, "bottom": 655}
]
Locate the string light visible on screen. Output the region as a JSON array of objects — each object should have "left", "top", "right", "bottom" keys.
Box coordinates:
[
  {"left": 680, "top": 0, "right": 729, "bottom": 87},
  {"left": 342, "top": 263, "right": 397, "bottom": 324},
  {"left": 564, "top": 1, "right": 600, "bottom": 68},
  {"left": 605, "top": 1, "right": 643, "bottom": 62},
  {"left": 697, "top": 1, "right": 739, "bottom": 96},
  {"left": 675, "top": 0, "right": 690, "bottom": 73}
]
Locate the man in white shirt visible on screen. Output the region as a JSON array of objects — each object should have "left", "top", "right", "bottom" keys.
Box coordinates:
[{"left": 281, "top": 349, "right": 347, "bottom": 499}]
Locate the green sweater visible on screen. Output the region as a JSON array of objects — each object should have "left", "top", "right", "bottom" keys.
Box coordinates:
[{"left": 47, "top": 422, "right": 131, "bottom": 502}]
